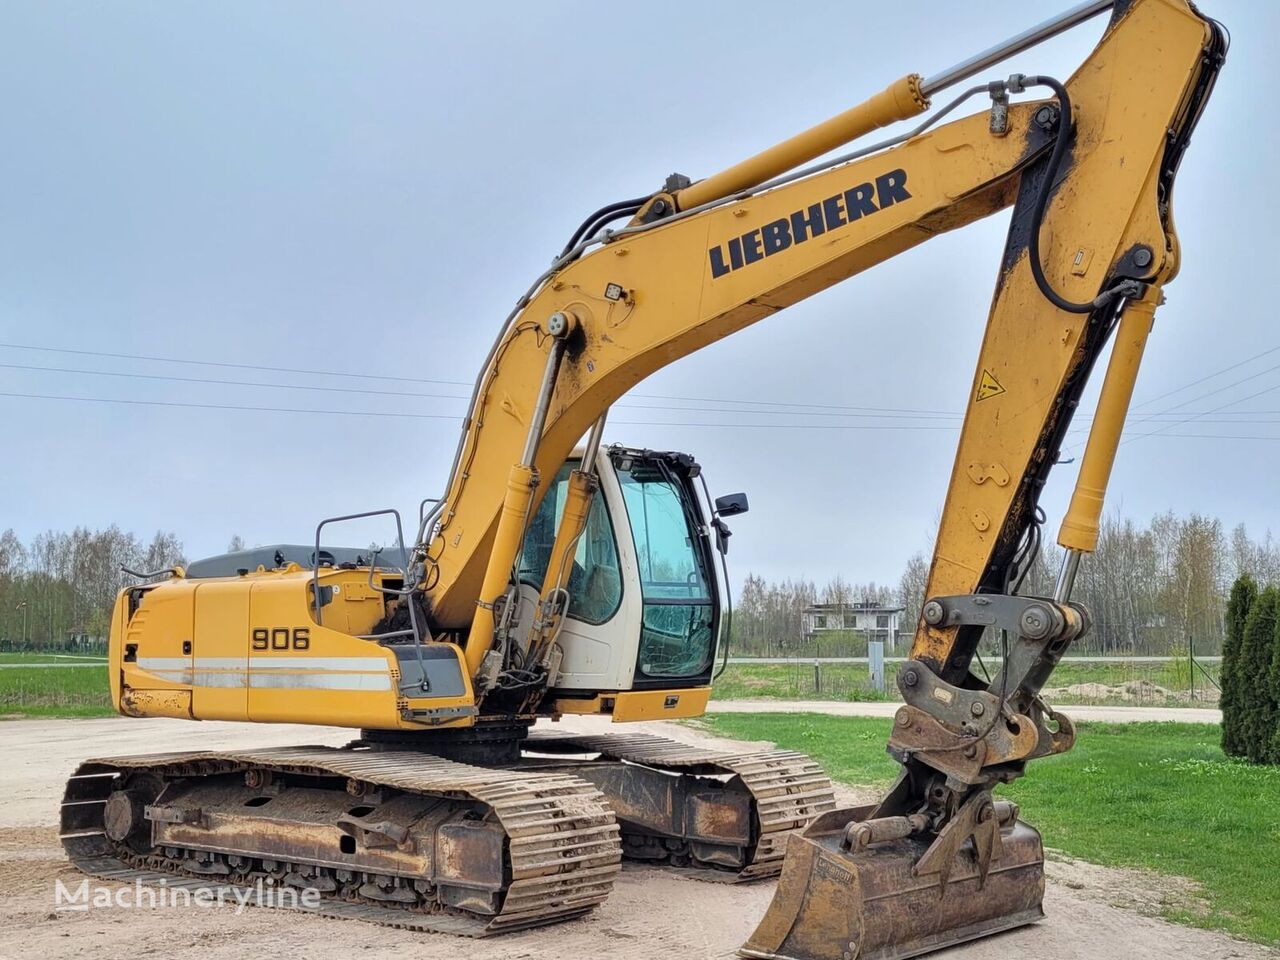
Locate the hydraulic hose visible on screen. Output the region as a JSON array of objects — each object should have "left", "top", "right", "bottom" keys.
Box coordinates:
[
  {"left": 559, "top": 196, "right": 649, "bottom": 258},
  {"left": 1022, "top": 75, "right": 1131, "bottom": 314}
]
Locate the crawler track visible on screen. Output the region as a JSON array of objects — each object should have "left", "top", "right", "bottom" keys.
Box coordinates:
[
  {"left": 60, "top": 746, "right": 621, "bottom": 935},
  {"left": 524, "top": 731, "right": 837, "bottom": 880}
]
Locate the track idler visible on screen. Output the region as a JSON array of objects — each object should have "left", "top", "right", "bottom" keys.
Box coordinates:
[{"left": 739, "top": 801, "right": 1044, "bottom": 960}]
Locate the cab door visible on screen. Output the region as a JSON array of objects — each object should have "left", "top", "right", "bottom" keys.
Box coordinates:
[
  {"left": 515, "top": 459, "right": 635, "bottom": 691},
  {"left": 609, "top": 452, "right": 719, "bottom": 689}
]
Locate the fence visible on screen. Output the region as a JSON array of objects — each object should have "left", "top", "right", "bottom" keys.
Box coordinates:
[
  {"left": 0, "top": 636, "right": 109, "bottom": 655},
  {"left": 718, "top": 655, "right": 1223, "bottom": 706}
]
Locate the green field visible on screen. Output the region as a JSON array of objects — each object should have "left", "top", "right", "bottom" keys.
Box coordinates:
[
  {"left": 0, "top": 653, "right": 1221, "bottom": 718},
  {"left": 699, "top": 714, "right": 1279, "bottom": 946},
  {"left": 0, "top": 651, "right": 108, "bottom": 665},
  {"left": 711, "top": 658, "right": 1219, "bottom": 706},
  {"left": 0, "top": 664, "right": 114, "bottom": 717}
]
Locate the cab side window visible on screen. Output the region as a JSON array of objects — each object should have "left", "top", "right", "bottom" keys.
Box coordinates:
[{"left": 517, "top": 463, "right": 623, "bottom": 625}]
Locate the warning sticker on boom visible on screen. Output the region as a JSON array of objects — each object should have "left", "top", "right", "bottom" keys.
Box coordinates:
[{"left": 975, "top": 369, "right": 1006, "bottom": 402}]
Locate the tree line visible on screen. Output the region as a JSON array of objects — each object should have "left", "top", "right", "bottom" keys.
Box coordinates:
[
  {"left": 730, "top": 511, "right": 1280, "bottom": 658},
  {"left": 0, "top": 527, "right": 186, "bottom": 649},
  {"left": 3, "top": 510, "right": 1277, "bottom": 658}
]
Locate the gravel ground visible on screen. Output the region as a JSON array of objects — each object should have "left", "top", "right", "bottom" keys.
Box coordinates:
[{"left": 0, "top": 714, "right": 1269, "bottom": 960}]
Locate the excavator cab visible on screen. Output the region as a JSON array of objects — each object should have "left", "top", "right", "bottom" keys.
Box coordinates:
[{"left": 512, "top": 446, "right": 740, "bottom": 714}]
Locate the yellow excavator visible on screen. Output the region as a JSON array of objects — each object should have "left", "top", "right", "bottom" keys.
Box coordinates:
[{"left": 60, "top": 0, "right": 1226, "bottom": 957}]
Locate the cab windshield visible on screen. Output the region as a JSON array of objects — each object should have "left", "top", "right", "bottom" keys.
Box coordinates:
[
  {"left": 517, "top": 462, "right": 623, "bottom": 624},
  {"left": 615, "top": 456, "right": 715, "bottom": 679}
]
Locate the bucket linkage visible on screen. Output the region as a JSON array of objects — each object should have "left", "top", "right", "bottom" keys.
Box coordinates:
[{"left": 742, "top": 590, "right": 1085, "bottom": 960}]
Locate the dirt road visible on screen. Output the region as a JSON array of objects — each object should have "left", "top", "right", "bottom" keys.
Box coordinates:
[{"left": 1, "top": 715, "right": 1268, "bottom": 960}]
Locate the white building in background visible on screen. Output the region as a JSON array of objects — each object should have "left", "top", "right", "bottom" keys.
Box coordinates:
[{"left": 802, "top": 601, "right": 904, "bottom": 651}]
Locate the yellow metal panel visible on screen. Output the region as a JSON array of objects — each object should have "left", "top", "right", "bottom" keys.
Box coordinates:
[
  {"left": 552, "top": 687, "right": 711, "bottom": 722},
  {"left": 318, "top": 567, "right": 389, "bottom": 636},
  {"left": 612, "top": 688, "right": 710, "bottom": 722},
  {"left": 119, "top": 578, "right": 195, "bottom": 698},
  {"left": 119, "top": 687, "right": 191, "bottom": 719},
  {"left": 191, "top": 579, "right": 250, "bottom": 722},
  {"left": 107, "top": 586, "right": 128, "bottom": 709},
  {"left": 108, "top": 567, "right": 483, "bottom": 730},
  {"left": 245, "top": 572, "right": 401, "bottom": 729},
  {"left": 553, "top": 696, "right": 607, "bottom": 716}
]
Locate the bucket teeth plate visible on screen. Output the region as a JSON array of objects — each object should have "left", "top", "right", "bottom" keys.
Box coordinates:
[{"left": 740, "top": 805, "right": 1045, "bottom": 960}]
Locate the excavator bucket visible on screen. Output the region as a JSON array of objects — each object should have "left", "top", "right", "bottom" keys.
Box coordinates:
[{"left": 739, "top": 805, "right": 1045, "bottom": 960}]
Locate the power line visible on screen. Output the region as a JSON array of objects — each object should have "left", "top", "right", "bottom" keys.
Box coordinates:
[
  {"left": 0, "top": 361, "right": 473, "bottom": 403},
  {"left": 0, "top": 390, "right": 953, "bottom": 429},
  {"left": 1066, "top": 359, "right": 1280, "bottom": 440},
  {"left": 1133, "top": 359, "right": 1280, "bottom": 418},
  {"left": 0, "top": 360, "right": 967, "bottom": 422},
  {"left": 0, "top": 341, "right": 473, "bottom": 388},
  {"left": 7, "top": 362, "right": 1280, "bottom": 432},
  {"left": 1122, "top": 432, "right": 1280, "bottom": 442},
  {"left": 637, "top": 393, "right": 953, "bottom": 415},
  {"left": 1124, "top": 379, "right": 1280, "bottom": 445},
  {"left": 0, "top": 391, "right": 462, "bottom": 421},
  {"left": 12, "top": 358, "right": 1280, "bottom": 426},
  {"left": 623, "top": 398, "right": 959, "bottom": 418},
  {"left": 9, "top": 340, "right": 1280, "bottom": 436},
  {"left": 0, "top": 394, "right": 962, "bottom": 432},
  {"left": 11, "top": 348, "right": 1280, "bottom": 426},
  {"left": 0, "top": 341, "right": 962, "bottom": 418},
  {"left": 1130, "top": 343, "right": 1280, "bottom": 410},
  {"left": 6, "top": 390, "right": 1280, "bottom": 439}
]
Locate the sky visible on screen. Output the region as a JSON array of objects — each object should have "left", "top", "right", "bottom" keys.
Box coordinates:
[{"left": 0, "top": 0, "right": 1276, "bottom": 593}]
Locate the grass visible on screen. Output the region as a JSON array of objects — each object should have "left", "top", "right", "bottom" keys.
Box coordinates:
[
  {"left": 711, "top": 658, "right": 1220, "bottom": 706},
  {"left": 0, "top": 651, "right": 108, "bottom": 664},
  {"left": 698, "top": 713, "right": 1280, "bottom": 947},
  {"left": 711, "top": 661, "right": 894, "bottom": 702},
  {"left": 0, "top": 664, "right": 115, "bottom": 717}
]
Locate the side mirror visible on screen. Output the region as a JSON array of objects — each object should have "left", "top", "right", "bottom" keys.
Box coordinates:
[{"left": 714, "top": 492, "right": 749, "bottom": 517}]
